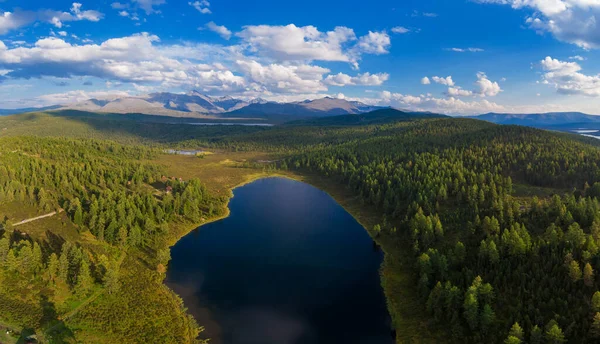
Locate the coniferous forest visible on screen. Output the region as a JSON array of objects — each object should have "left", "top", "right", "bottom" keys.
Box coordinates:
[{"left": 2, "top": 112, "right": 600, "bottom": 343}]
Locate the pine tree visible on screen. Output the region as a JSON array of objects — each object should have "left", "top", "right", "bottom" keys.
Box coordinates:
[
  {"left": 504, "top": 336, "right": 521, "bottom": 344},
  {"left": 568, "top": 260, "right": 582, "bottom": 282},
  {"left": 584, "top": 263, "right": 595, "bottom": 287},
  {"left": 463, "top": 287, "right": 479, "bottom": 330},
  {"left": 103, "top": 262, "right": 120, "bottom": 294},
  {"left": 118, "top": 227, "right": 128, "bottom": 247},
  {"left": 508, "top": 322, "right": 524, "bottom": 341},
  {"left": 76, "top": 259, "right": 93, "bottom": 296},
  {"left": 593, "top": 291, "right": 600, "bottom": 312},
  {"left": 480, "top": 304, "right": 495, "bottom": 333},
  {"left": 530, "top": 325, "right": 542, "bottom": 344},
  {"left": 47, "top": 253, "right": 59, "bottom": 283},
  {"left": 545, "top": 323, "right": 566, "bottom": 343},
  {"left": 591, "top": 313, "right": 600, "bottom": 339}
]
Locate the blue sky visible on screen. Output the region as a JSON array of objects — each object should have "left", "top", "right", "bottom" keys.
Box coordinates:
[{"left": 0, "top": 0, "right": 599, "bottom": 114}]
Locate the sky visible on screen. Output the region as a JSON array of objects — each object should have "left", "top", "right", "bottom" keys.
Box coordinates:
[{"left": 0, "top": 0, "right": 599, "bottom": 114}]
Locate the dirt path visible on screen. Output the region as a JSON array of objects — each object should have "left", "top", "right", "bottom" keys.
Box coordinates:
[{"left": 13, "top": 209, "right": 64, "bottom": 226}]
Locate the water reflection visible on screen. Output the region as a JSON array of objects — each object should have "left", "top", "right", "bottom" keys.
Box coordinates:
[{"left": 166, "top": 178, "right": 392, "bottom": 344}]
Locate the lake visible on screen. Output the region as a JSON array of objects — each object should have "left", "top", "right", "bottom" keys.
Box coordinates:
[{"left": 165, "top": 177, "right": 393, "bottom": 344}]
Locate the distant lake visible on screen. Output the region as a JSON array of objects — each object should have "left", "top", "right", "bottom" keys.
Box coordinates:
[
  {"left": 571, "top": 129, "right": 600, "bottom": 139},
  {"left": 165, "top": 177, "right": 392, "bottom": 344},
  {"left": 174, "top": 122, "right": 274, "bottom": 127}
]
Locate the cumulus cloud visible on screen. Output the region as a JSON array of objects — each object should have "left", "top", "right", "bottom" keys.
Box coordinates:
[
  {"left": 356, "top": 31, "right": 391, "bottom": 54},
  {"left": 475, "top": 72, "right": 502, "bottom": 96},
  {"left": 569, "top": 55, "right": 585, "bottom": 60},
  {"left": 474, "top": 0, "right": 600, "bottom": 49},
  {"left": 426, "top": 73, "right": 502, "bottom": 97},
  {"left": 189, "top": 1, "right": 211, "bottom": 14},
  {"left": 0, "top": 33, "right": 245, "bottom": 92},
  {"left": 540, "top": 56, "right": 600, "bottom": 96},
  {"left": 236, "top": 24, "right": 390, "bottom": 68},
  {"left": 0, "top": 3, "right": 103, "bottom": 34},
  {"left": 236, "top": 60, "right": 329, "bottom": 94},
  {"left": 447, "top": 87, "right": 474, "bottom": 97},
  {"left": 431, "top": 76, "right": 455, "bottom": 86},
  {"left": 379, "top": 90, "right": 504, "bottom": 115},
  {"left": 205, "top": 22, "right": 232, "bottom": 40},
  {"left": 323, "top": 72, "right": 389, "bottom": 86}
]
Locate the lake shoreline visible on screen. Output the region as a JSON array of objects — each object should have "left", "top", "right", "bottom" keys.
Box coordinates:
[
  {"left": 166, "top": 176, "right": 392, "bottom": 343},
  {"left": 163, "top": 166, "right": 443, "bottom": 343}
]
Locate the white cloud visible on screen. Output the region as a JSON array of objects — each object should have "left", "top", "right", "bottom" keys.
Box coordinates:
[
  {"left": 475, "top": 72, "right": 502, "bottom": 96},
  {"left": 236, "top": 60, "right": 329, "bottom": 94},
  {"left": 474, "top": 0, "right": 600, "bottom": 49},
  {"left": 540, "top": 56, "right": 600, "bottom": 96},
  {"left": 447, "top": 87, "right": 474, "bottom": 97},
  {"left": 237, "top": 24, "right": 390, "bottom": 68},
  {"left": 431, "top": 76, "right": 455, "bottom": 86},
  {"left": 0, "top": 3, "right": 103, "bottom": 34},
  {"left": 189, "top": 1, "right": 211, "bottom": 14},
  {"left": 356, "top": 31, "right": 391, "bottom": 54},
  {"left": 119, "top": 10, "right": 129, "bottom": 17},
  {"left": 569, "top": 55, "right": 586, "bottom": 60},
  {"left": 323, "top": 72, "right": 389, "bottom": 86},
  {"left": 0, "top": 33, "right": 246, "bottom": 92},
  {"left": 379, "top": 90, "right": 504, "bottom": 114},
  {"left": 391, "top": 26, "right": 410, "bottom": 34},
  {"left": 447, "top": 47, "right": 485, "bottom": 52},
  {"left": 205, "top": 21, "right": 232, "bottom": 40},
  {"left": 426, "top": 73, "right": 502, "bottom": 97},
  {"left": 237, "top": 24, "right": 356, "bottom": 62},
  {"left": 58, "top": 31, "right": 67, "bottom": 37}
]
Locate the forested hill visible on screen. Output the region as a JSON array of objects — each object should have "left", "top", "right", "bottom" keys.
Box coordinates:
[
  {"left": 3, "top": 111, "right": 600, "bottom": 342},
  {"left": 0, "top": 136, "right": 227, "bottom": 343},
  {"left": 284, "top": 108, "right": 447, "bottom": 126},
  {"left": 264, "top": 119, "right": 600, "bottom": 343},
  {"left": 469, "top": 112, "right": 600, "bottom": 127}
]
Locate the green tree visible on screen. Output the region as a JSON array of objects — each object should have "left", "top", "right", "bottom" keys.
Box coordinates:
[
  {"left": 545, "top": 323, "right": 566, "bottom": 344},
  {"left": 504, "top": 336, "right": 521, "bottom": 344},
  {"left": 508, "top": 322, "right": 524, "bottom": 341},
  {"left": 480, "top": 304, "right": 495, "bottom": 333},
  {"left": 47, "top": 253, "right": 59, "bottom": 283},
  {"left": 103, "top": 262, "right": 120, "bottom": 294},
  {"left": 530, "top": 325, "right": 542, "bottom": 344},
  {"left": 76, "top": 259, "right": 93, "bottom": 296},
  {"left": 584, "top": 263, "right": 595, "bottom": 287},
  {"left": 593, "top": 291, "right": 600, "bottom": 312},
  {"left": 569, "top": 260, "right": 582, "bottom": 282},
  {"left": 591, "top": 313, "right": 600, "bottom": 339}
]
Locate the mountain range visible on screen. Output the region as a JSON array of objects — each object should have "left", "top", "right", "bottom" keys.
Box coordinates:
[
  {"left": 54, "top": 91, "right": 385, "bottom": 119},
  {"left": 2, "top": 93, "right": 600, "bottom": 128}
]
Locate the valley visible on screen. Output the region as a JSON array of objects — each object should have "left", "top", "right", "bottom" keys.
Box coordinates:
[{"left": 1, "top": 109, "right": 600, "bottom": 343}]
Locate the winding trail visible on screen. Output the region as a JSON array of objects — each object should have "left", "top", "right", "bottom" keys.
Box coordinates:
[{"left": 13, "top": 209, "right": 64, "bottom": 226}]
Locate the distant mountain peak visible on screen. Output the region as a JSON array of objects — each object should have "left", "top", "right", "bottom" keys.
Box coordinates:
[{"left": 55, "top": 92, "right": 385, "bottom": 119}]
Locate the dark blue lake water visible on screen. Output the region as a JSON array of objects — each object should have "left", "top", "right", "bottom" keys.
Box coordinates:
[{"left": 165, "top": 177, "right": 392, "bottom": 344}]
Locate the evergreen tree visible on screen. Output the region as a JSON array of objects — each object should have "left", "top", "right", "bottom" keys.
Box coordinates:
[{"left": 584, "top": 263, "right": 595, "bottom": 287}]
